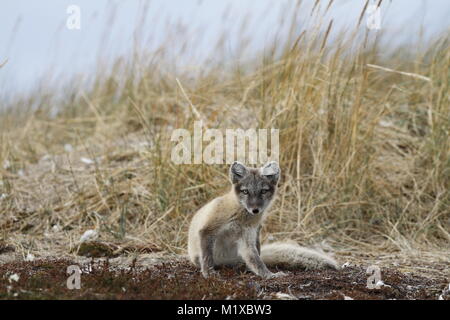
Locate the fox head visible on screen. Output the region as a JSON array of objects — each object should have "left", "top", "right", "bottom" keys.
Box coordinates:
[{"left": 229, "top": 161, "right": 280, "bottom": 215}]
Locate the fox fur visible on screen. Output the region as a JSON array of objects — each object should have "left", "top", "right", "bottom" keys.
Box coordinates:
[{"left": 188, "top": 161, "right": 339, "bottom": 278}]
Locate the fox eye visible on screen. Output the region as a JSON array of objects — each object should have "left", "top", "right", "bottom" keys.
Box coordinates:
[
  {"left": 261, "top": 188, "right": 270, "bottom": 194},
  {"left": 241, "top": 189, "right": 249, "bottom": 195}
]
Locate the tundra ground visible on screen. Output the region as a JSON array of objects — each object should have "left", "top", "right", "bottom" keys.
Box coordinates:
[{"left": 0, "top": 249, "right": 448, "bottom": 300}]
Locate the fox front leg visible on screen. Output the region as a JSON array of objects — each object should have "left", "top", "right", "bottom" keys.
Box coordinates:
[
  {"left": 242, "top": 247, "right": 287, "bottom": 279},
  {"left": 199, "top": 229, "right": 216, "bottom": 278},
  {"left": 239, "top": 230, "right": 286, "bottom": 279},
  {"left": 238, "top": 241, "right": 273, "bottom": 278},
  {"left": 256, "top": 225, "right": 261, "bottom": 255},
  {"left": 238, "top": 230, "right": 274, "bottom": 278}
]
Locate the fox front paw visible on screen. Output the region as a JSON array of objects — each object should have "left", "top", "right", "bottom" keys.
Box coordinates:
[
  {"left": 201, "top": 268, "right": 218, "bottom": 279},
  {"left": 264, "top": 271, "right": 287, "bottom": 279}
]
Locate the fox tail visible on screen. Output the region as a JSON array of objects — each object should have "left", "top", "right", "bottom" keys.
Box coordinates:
[{"left": 260, "top": 241, "right": 339, "bottom": 270}]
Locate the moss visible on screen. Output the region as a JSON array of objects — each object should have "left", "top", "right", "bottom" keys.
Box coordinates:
[
  {"left": 0, "top": 242, "right": 14, "bottom": 254},
  {"left": 0, "top": 259, "right": 447, "bottom": 300},
  {"left": 76, "top": 241, "right": 118, "bottom": 258}
]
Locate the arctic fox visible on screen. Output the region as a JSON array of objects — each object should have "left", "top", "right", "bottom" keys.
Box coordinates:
[{"left": 188, "top": 161, "right": 339, "bottom": 278}]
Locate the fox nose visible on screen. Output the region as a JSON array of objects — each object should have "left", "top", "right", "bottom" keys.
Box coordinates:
[{"left": 252, "top": 208, "right": 260, "bottom": 214}]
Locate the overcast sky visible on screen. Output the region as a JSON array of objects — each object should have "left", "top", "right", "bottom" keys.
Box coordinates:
[{"left": 1, "top": 0, "right": 449, "bottom": 98}]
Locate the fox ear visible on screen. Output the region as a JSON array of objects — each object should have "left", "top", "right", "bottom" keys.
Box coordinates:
[
  {"left": 261, "top": 161, "right": 280, "bottom": 184},
  {"left": 230, "top": 161, "right": 248, "bottom": 184}
]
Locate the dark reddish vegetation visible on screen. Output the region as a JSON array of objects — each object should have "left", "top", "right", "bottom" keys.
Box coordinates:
[{"left": 0, "top": 259, "right": 447, "bottom": 300}]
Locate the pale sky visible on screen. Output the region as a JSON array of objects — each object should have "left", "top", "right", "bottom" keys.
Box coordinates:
[{"left": 0, "top": 0, "right": 449, "bottom": 98}]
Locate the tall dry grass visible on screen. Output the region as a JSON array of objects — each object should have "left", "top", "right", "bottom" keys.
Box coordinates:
[{"left": 0, "top": 1, "right": 448, "bottom": 258}]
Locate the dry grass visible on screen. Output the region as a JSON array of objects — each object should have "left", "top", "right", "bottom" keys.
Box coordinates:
[{"left": 0, "top": 1, "right": 449, "bottom": 270}]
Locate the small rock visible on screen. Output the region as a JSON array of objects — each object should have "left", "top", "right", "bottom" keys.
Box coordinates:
[
  {"left": 3, "top": 160, "right": 11, "bottom": 170},
  {"left": 342, "top": 262, "right": 352, "bottom": 268},
  {"left": 8, "top": 273, "right": 20, "bottom": 283},
  {"left": 274, "top": 292, "right": 297, "bottom": 300},
  {"left": 379, "top": 120, "right": 393, "bottom": 127},
  {"left": 64, "top": 144, "right": 74, "bottom": 152},
  {"left": 80, "top": 230, "right": 98, "bottom": 243},
  {"left": 25, "top": 253, "right": 35, "bottom": 262},
  {"left": 376, "top": 280, "right": 391, "bottom": 288},
  {"left": 80, "top": 157, "right": 95, "bottom": 165}
]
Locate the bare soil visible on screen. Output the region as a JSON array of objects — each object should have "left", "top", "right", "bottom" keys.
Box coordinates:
[{"left": 0, "top": 257, "right": 448, "bottom": 300}]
